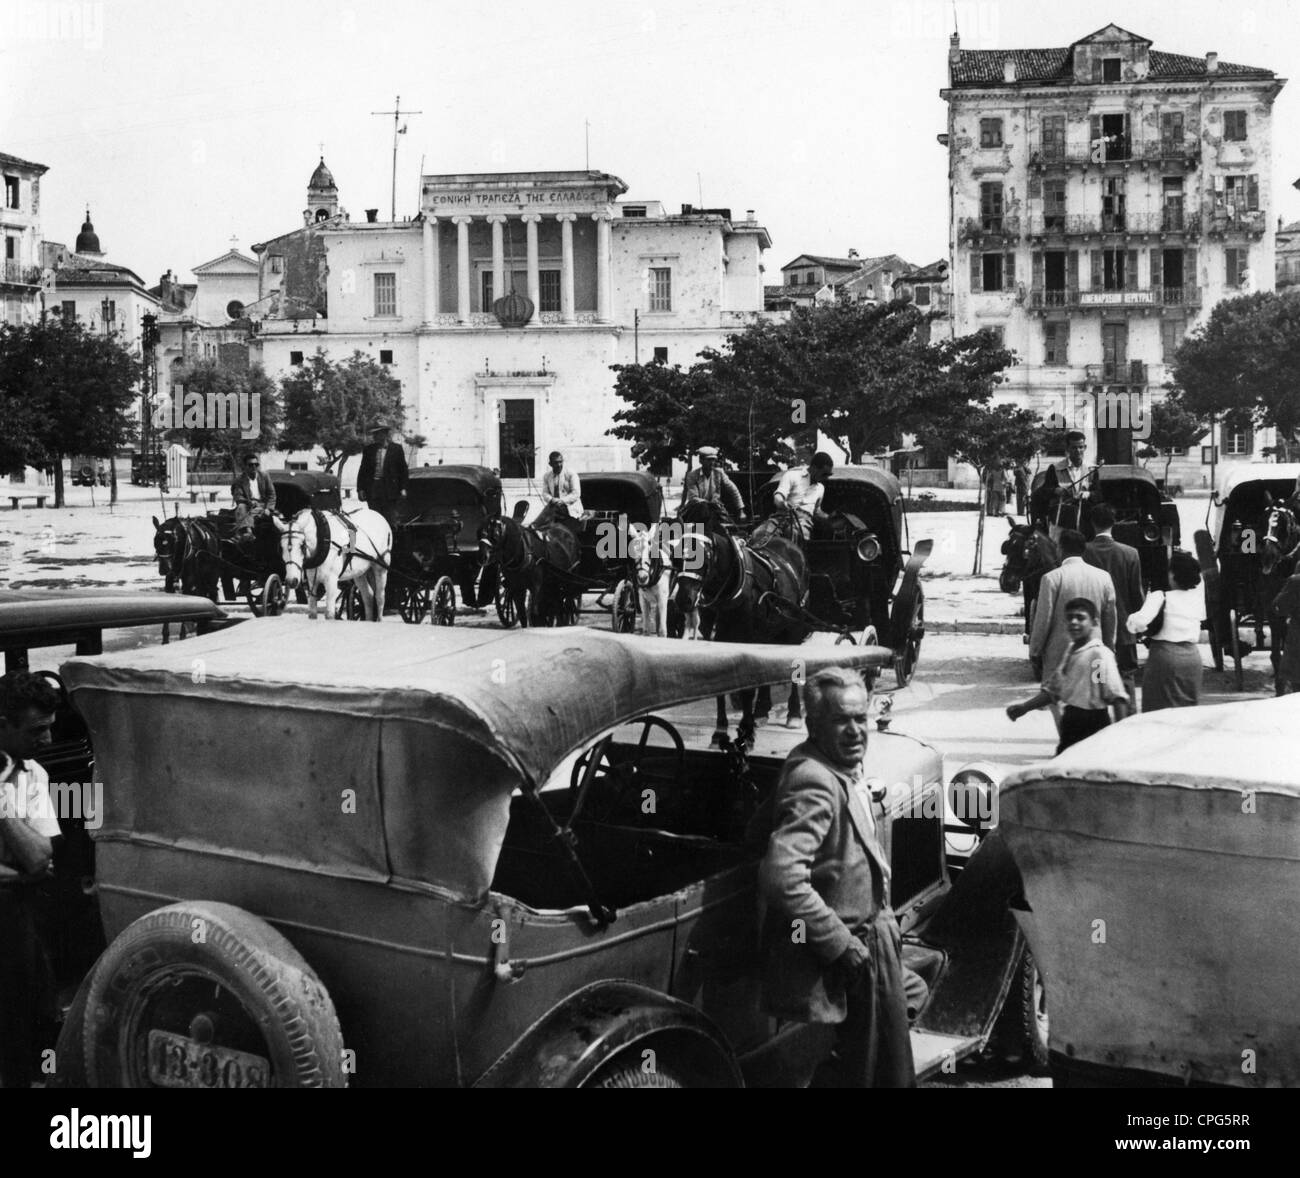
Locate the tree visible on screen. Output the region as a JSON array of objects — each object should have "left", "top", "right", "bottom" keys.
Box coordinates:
[
  {"left": 1135, "top": 393, "right": 1208, "bottom": 487},
  {"left": 280, "top": 350, "right": 405, "bottom": 472},
  {"left": 608, "top": 303, "right": 1015, "bottom": 473},
  {"left": 925, "top": 403, "right": 1045, "bottom": 574},
  {"left": 162, "top": 360, "right": 282, "bottom": 473},
  {"left": 0, "top": 318, "right": 141, "bottom": 507},
  {"left": 1171, "top": 292, "right": 1300, "bottom": 461}
]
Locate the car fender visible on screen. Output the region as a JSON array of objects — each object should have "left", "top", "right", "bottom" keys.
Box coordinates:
[{"left": 473, "top": 979, "right": 744, "bottom": 1088}]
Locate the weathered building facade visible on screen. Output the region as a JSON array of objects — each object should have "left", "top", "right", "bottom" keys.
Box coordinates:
[
  {"left": 250, "top": 166, "right": 773, "bottom": 476},
  {"left": 1, "top": 150, "right": 48, "bottom": 326},
  {"left": 943, "top": 24, "right": 1286, "bottom": 487}
]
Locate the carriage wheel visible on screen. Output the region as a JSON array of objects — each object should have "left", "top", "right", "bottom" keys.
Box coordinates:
[
  {"left": 495, "top": 576, "right": 518, "bottom": 628},
  {"left": 891, "top": 584, "right": 925, "bottom": 687},
  {"left": 262, "top": 574, "right": 287, "bottom": 618},
  {"left": 336, "top": 583, "right": 368, "bottom": 621},
  {"left": 400, "top": 583, "right": 431, "bottom": 624},
  {"left": 431, "top": 576, "right": 456, "bottom": 626},
  {"left": 612, "top": 580, "right": 638, "bottom": 633},
  {"left": 564, "top": 593, "right": 582, "bottom": 625},
  {"left": 1229, "top": 605, "right": 1246, "bottom": 690}
]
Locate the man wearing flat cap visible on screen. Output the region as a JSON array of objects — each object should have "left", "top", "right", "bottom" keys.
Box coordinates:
[
  {"left": 682, "top": 446, "right": 746, "bottom": 524},
  {"left": 357, "top": 420, "right": 408, "bottom": 528}
]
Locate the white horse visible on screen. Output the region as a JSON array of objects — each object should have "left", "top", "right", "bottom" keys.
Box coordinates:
[
  {"left": 274, "top": 507, "right": 392, "bottom": 620},
  {"left": 628, "top": 522, "right": 671, "bottom": 637}
]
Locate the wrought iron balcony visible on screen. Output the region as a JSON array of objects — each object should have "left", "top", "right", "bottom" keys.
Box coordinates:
[
  {"left": 1027, "top": 210, "right": 1199, "bottom": 237},
  {"left": 958, "top": 215, "right": 1021, "bottom": 243},
  {"left": 0, "top": 260, "right": 42, "bottom": 286},
  {"left": 1030, "top": 285, "right": 1200, "bottom": 313},
  {"left": 1206, "top": 207, "right": 1266, "bottom": 237},
  {"left": 1030, "top": 139, "right": 1200, "bottom": 169},
  {"left": 1083, "top": 360, "right": 1148, "bottom": 385}
]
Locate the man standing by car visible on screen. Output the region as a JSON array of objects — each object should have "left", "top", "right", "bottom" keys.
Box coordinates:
[
  {"left": 357, "top": 420, "right": 409, "bottom": 528},
  {"left": 1084, "top": 503, "right": 1144, "bottom": 712},
  {"left": 0, "top": 672, "right": 61, "bottom": 1089},
  {"left": 751, "top": 666, "right": 915, "bottom": 1088}
]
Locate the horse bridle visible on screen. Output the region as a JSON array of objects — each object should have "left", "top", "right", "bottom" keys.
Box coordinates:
[
  {"left": 482, "top": 516, "right": 533, "bottom": 574},
  {"left": 1263, "top": 504, "right": 1300, "bottom": 567}
]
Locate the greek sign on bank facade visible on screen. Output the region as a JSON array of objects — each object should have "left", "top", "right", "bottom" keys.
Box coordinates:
[{"left": 424, "top": 188, "right": 605, "bottom": 211}]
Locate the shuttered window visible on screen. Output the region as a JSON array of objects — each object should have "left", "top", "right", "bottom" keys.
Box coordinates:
[
  {"left": 373, "top": 272, "right": 397, "bottom": 316},
  {"left": 1223, "top": 111, "right": 1247, "bottom": 141}
]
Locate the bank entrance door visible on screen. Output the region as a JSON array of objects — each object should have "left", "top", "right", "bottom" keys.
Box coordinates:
[{"left": 498, "top": 399, "right": 535, "bottom": 478}]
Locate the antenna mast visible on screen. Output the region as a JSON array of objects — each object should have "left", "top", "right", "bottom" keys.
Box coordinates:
[{"left": 372, "top": 96, "right": 423, "bottom": 221}]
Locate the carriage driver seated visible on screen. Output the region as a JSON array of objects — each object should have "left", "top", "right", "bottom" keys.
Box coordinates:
[
  {"left": 752, "top": 452, "right": 834, "bottom": 549},
  {"left": 1032, "top": 430, "right": 1091, "bottom": 538},
  {"left": 681, "top": 446, "right": 747, "bottom": 525},
  {"left": 231, "top": 453, "right": 277, "bottom": 552},
  {"left": 533, "top": 451, "right": 584, "bottom": 529}
]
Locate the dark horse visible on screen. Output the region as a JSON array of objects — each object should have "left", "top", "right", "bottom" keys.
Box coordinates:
[
  {"left": 152, "top": 514, "right": 222, "bottom": 602},
  {"left": 478, "top": 512, "right": 581, "bottom": 627},
  {"left": 999, "top": 515, "right": 1061, "bottom": 666},
  {"left": 1261, "top": 497, "right": 1300, "bottom": 687},
  {"left": 674, "top": 499, "right": 809, "bottom": 747}
]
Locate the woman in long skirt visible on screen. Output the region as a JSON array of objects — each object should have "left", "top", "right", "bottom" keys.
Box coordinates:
[{"left": 1127, "top": 551, "right": 1206, "bottom": 711}]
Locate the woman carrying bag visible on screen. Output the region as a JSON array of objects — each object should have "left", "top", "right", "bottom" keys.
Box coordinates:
[{"left": 1127, "top": 550, "right": 1206, "bottom": 711}]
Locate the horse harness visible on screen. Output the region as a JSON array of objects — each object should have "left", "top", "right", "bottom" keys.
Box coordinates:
[{"left": 286, "top": 509, "right": 363, "bottom": 573}]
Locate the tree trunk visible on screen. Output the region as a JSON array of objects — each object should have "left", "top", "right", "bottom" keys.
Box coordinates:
[
  {"left": 53, "top": 454, "right": 66, "bottom": 508},
  {"left": 109, "top": 451, "right": 118, "bottom": 505},
  {"left": 972, "top": 470, "right": 986, "bottom": 575}
]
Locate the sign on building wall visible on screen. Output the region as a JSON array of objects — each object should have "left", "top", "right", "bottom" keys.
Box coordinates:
[{"left": 422, "top": 188, "right": 611, "bottom": 214}]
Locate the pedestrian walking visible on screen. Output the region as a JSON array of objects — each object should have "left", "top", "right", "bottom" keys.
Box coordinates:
[
  {"left": 1126, "top": 551, "right": 1206, "bottom": 711},
  {"left": 1007, "top": 597, "right": 1128, "bottom": 754},
  {"left": 1084, "top": 503, "right": 1144, "bottom": 716}
]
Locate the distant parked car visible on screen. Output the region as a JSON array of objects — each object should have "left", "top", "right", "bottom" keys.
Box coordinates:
[{"left": 69, "top": 457, "right": 108, "bottom": 487}]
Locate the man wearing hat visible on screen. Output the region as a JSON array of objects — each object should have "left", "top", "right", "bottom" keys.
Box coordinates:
[
  {"left": 357, "top": 419, "right": 409, "bottom": 528},
  {"left": 682, "top": 446, "right": 747, "bottom": 524},
  {"left": 533, "top": 451, "right": 583, "bottom": 529}
]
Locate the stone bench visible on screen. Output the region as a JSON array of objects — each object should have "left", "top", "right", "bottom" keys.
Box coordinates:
[
  {"left": 189, "top": 489, "right": 221, "bottom": 504},
  {"left": 8, "top": 494, "right": 49, "bottom": 509}
]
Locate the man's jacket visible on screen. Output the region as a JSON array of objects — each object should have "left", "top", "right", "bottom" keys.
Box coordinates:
[
  {"left": 751, "top": 741, "right": 891, "bottom": 1024},
  {"left": 1029, "top": 556, "right": 1118, "bottom": 672},
  {"left": 357, "top": 441, "right": 409, "bottom": 501},
  {"left": 1083, "top": 534, "right": 1144, "bottom": 646},
  {"left": 231, "top": 471, "right": 276, "bottom": 514},
  {"left": 682, "top": 466, "right": 744, "bottom": 517}
]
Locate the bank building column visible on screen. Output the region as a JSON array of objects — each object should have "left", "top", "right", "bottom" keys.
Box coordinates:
[
  {"left": 453, "top": 215, "right": 473, "bottom": 323},
  {"left": 593, "top": 212, "right": 613, "bottom": 323},
  {"left": 421, "top": 215, "right": 438, "bottom": 324},
  {"left": 522, "top": 214, "right": 541, "bottom": 311},
  {"left": 557, "top": 213, "right": 576, "bottom": 324},
  {"left": 488, "top": 215, "right": 506, "bottom": 309}
]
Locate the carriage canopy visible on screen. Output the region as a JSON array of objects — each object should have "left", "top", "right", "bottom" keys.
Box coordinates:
[
  {"left": 62, "top": 621, "right": 894, "bottom": 899},
  {"left": 579, "top": 471, "right": 664, "bottom": 524},
  {"left": 755, "top": 466, "right": 904, "bottom": 539},
  {"left": 268, "top": 470, "right": 341, "bottom": 515},
  {"left": 1211, "top": 464, "right": 1300, "bottom": 547}
]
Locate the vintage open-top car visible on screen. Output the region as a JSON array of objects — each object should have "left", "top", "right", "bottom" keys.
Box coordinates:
[{"left": 45, "top": 619, "right": 1039, "bottom": 1087}]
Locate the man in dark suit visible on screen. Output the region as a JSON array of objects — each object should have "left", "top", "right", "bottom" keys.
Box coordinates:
[
  {"left": 750, "top": 666, "right": 916, "bottom": 1087},
  {"left": 356, "top": 420, "right": 408, "bottom": 527},
  {"left": 231, "top": 453, "right": 276, "bottom": 543},
  {"left": 1084, "top": 502, "right": 1144, "bottom": 714}
]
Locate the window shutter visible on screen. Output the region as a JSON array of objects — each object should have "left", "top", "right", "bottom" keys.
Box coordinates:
[
  {"left": 1068, "top": 250, "right": 1080, "bottom": 290},
  {"left": 1091, "top": 250, "right": 1102, "bottom": 289},
  {"left": 1247, "top": 174, "right": 1259, "bottom": 211},
  {"left": 1116, "top": 326, "right": 1127, "bottom": 367},
  {"left": 1005, "top": 252, "right": 1016, "bottom": 290},
  {"left": 1090, "top": 114, "right": 1102, "bottom": 144},
  {"left": 1184, "top": 247, "right": 1197, "bottom": 290},
  {"left": 1226, "top": 249, "right": 1238, "bottom": 288},
  {"left": 1150, "top": 249, "right": 1163, "bottom": 291},
  {"left": 1032, "top": 251, "right": 1044, "bottom": 291},
  {"left": 1028, "top": 174, "right": 1041, "bottom": 198},
  {"left": 1059, "top": 324, "right": 1069, "bottom": 365},
  {"left": 1092, "top": 59, "right": 1102, "bottom": 83},
  {"left": 1126, "top": 249, "right": 1139, "bottom": 291},
  {"left": 970, "top": 253, "right": 982, "bottom": 292}
]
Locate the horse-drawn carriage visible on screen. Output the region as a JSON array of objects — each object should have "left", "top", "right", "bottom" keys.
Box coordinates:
[
  {"left": 577, "top": 472, "right": 666, "bottom": 633},
  {"left": 384, "top": 465, "right": 502, "bottom": 625},
  {"left": 1197, "top": 463, "right": 1300, "bottom": 689},
  {"left": 752, "top": 467, "right": 931, "bottom": 685}
]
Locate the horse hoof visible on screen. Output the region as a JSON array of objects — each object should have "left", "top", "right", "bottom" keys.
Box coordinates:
[
  {"left": 753, "top": 713, "right": 769, "bottom": 728},
  {"left": 711, "top": 729, "right": 728, "bottom": 749},
  {"left": 784, "top": 715, "right": 802, "bottom": 729}
]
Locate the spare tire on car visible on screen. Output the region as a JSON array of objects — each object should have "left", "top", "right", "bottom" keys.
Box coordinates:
[{"left": 73, "top": 901, "right": 345, "bottom": 1088}]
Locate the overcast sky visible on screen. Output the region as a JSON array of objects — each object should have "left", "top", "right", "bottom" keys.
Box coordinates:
[{"left": 3, "top": 0, "right": 1298, "bottom": 286}]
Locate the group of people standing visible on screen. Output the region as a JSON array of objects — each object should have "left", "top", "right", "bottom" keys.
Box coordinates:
[{"left": 1008, "top": 502, "right": 1207, "bottom": 754}]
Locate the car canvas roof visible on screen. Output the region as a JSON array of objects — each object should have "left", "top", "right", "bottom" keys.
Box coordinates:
[
  {"left": 1, "top": 589, "right": 221, "bottom": 647},
  {"left": 62, "top": 622, "right": 894, "bottom": 899},
  {"left": 408, "top": 465, "right": 502, "bottom": 495}
]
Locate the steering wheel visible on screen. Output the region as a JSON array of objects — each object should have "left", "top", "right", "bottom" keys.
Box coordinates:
[
  {"left": 31, "top": 669, "right": 71, "bottom": 707},
  {"left": 567, "top": 715, "right": 686, "bottom": 826}
]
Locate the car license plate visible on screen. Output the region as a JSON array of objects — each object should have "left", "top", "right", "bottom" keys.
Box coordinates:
[{"left": 146, "top": 1029, "right": 270, "bottom": 1089}]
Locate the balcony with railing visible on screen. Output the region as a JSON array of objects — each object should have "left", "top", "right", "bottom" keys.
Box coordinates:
[
  {"left": 1027, "top": 209, "right": 1200, "bottom": 238},
  {"left": 958, "top": 215, "right": 1021, "bottom": 244},
  {"left": 1, "top": 260, "right": 42, "bottom": 286},
  {"left": 1206, "top": 206, "right": 1267, "bottom": 238},
  {"left": 1083, "top": 360, "right": 1148, "bottom": 385},
  {"left": 1029, "top": 138, "right": 1201, "bottom": 170},
  {"left": 1029, "top": 286, "right": 1199, "bottom": 312}
]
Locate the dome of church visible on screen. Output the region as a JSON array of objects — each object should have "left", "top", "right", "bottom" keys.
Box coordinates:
[
  {"left": 309, "top": 158, "right": 336, "bottom": 191},
  {"left": 75, "top": 207, "right": 101, "bottom": 254}
]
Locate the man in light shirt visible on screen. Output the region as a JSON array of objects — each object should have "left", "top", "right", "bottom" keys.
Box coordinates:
[
  {"left": 0, "top": 672, "right": 62, "bottom": 1088},
  {"left": 534, "top": 451, "right": 584, "bottom": 528},
  {"left": 755, "top": 451, "right": 834, "bottom": 547}
]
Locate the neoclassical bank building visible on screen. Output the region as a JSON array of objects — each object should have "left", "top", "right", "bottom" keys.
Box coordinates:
[{"left": 250, "top": 166, "right": 773, "bottom": 476}]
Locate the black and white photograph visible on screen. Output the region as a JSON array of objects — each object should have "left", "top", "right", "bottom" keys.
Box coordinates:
[{"left": 1, "top": 0, "right": 1297, "bottom": 1141}]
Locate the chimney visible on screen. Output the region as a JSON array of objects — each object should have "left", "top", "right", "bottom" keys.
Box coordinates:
[
  {"left": 1004, "top": 58, "right": 1017, "bottom": 83},
  {"left": 948, "top": 31, "right": 960, "bottom": 68},
  {"left": 746, "top": 209, "right": 755, "bottom": 221},
  {"left": 1206, "top": 51, "right": 1219, "bottom": 73},
  {"left": 365, "top": 208, "right": 379, "bottom": 223},
  {"left": 848, "top": 248, "right": 859, "bottom": 259}
]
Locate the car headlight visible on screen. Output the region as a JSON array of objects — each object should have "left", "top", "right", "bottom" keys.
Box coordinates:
[
  {"left": 855, "top": 532, "right": 881, "bottom": 562},
  {"left": 947, "top": 762, "right": 1000, "bottom": 832},
  {"left": 1141, "top": 520, "right": 1160, "bottom": 543}
]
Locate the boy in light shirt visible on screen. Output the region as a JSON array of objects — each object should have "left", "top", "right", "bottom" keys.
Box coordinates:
[{"left": 1006, "top": 597, "right": 1129, "bottom": 754}]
